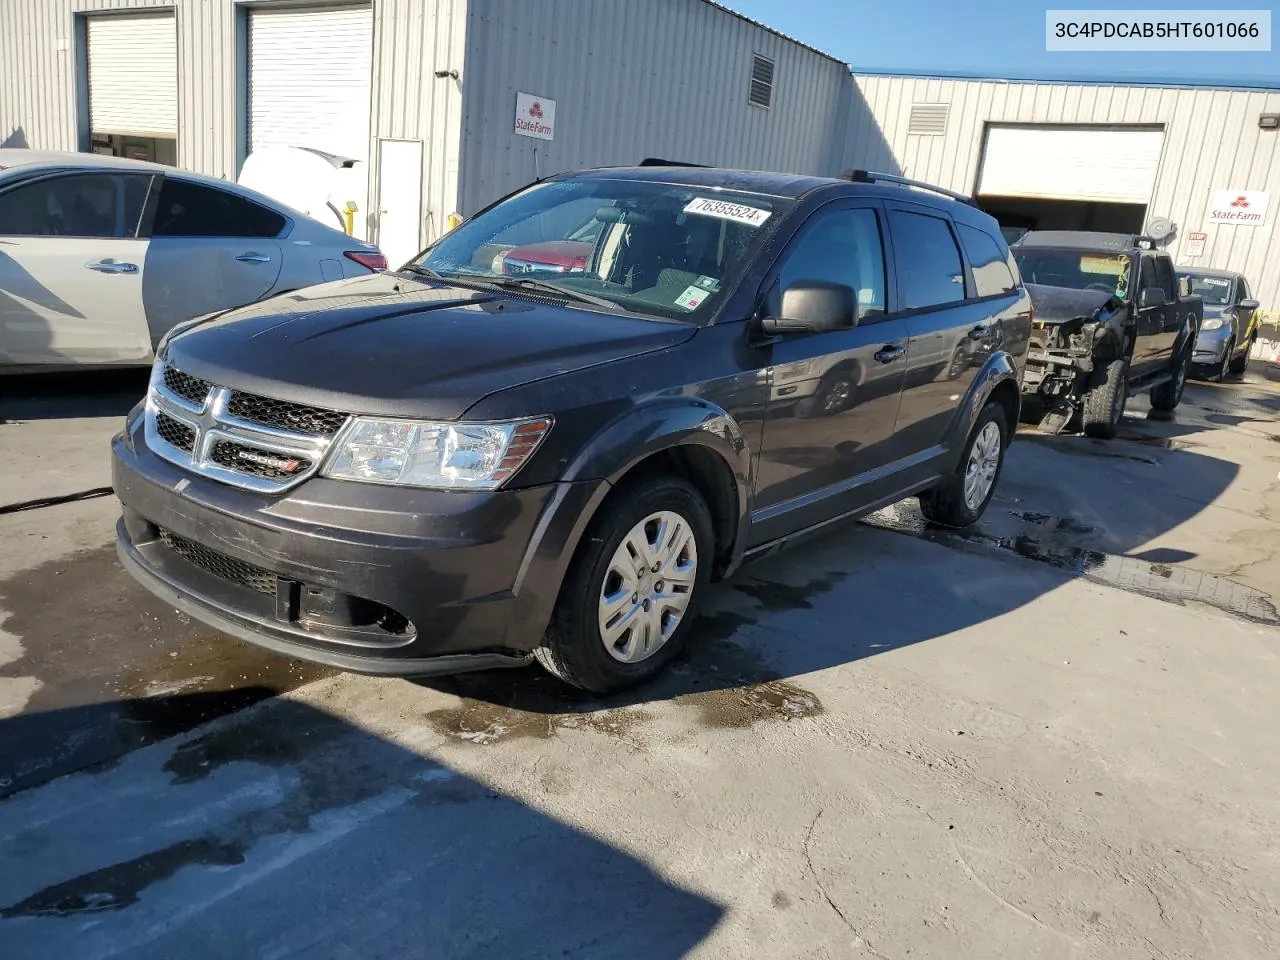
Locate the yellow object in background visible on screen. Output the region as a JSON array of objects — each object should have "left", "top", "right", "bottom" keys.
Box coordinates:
[
  {"left": 446, "top": 212, "right": 462, "bottom": 231},
  {"left": 343, "top": 201, "right": 358, "bottom": 237}
]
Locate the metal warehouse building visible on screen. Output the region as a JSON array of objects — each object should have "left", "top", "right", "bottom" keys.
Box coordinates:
[{"left": 2, "top": 0, "right": 1279, "bottom": 307}]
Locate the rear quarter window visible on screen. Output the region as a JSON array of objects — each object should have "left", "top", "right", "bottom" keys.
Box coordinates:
[{"left": 957, "top": 223, "right": 1019, "bottom": 298}]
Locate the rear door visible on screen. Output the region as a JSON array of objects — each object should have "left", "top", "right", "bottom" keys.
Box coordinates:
[
  {"left": 888, "top": 205, "right": 1002, "bottom": 453},
  {"left": 0, "top": 170, "right": 154, "bottom": 366},
  {"left": 141, "top": 176, "right": 285, "bottom": 343},
  {"left": 750, "top": 200, "right": 908, "bottom": 544}
]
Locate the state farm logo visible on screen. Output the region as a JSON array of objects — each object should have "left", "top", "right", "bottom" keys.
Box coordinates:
[
  {"left": 1210, "top": 190, "right": 1268, "bottom": 225},
  {"left": 1231, "top": 195, "right": 1249, "bottom": 208},
  {"left": 528, "top": 101, "right": 543, "bottom": 119}
]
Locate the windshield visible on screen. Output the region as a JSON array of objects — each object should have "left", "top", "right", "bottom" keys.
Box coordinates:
[
  {"left": 1013, "top": 249, "right": 1132, "bottom": 298},
  {"left": 1178, "top": 273, "right": 1232, "bottom": 306},
  {"left": 411, "top": 178, "right": 793, "bottom": 322}
]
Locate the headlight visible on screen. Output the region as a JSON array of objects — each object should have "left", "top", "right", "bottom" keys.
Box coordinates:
[
  {"left": 1200, "top": 316, "right": 1225, "bottom": 331},
  {"left": 322, "top": 417, "right": 552, "bottom": 489}
]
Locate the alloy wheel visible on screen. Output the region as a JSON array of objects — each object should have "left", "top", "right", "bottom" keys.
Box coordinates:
[{"left": 963, "top": 420, "right": 1003, "bottom": 512}]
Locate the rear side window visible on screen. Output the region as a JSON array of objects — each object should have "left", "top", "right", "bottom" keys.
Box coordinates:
[
  {"left": 889, "top": 211, "right": 966, "bottom": 310},
  {"left": 0, "top": 172, "right": 152, "bottom": 238},
  {"left": 151, "top": 178, "right": 286, "bottom": 238},
  {"left": 957, "top": 223, "right": 1018, "bottom": 298}
]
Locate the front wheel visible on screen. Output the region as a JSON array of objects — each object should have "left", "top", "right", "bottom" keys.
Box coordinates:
[
  {"left": 1081, "top": 357, "right": 1128, "bottom": 438},
  {"left": 1150, "top": 346, "right": 1190, "bottom": 411},
  {"left": 1229, "top": 336, "right": 1253, "bottom": 377},
  {"left": 918, "top": 400, "right": 1008, "bottom": 529},
  {"left": 535, "top": 476, "right": 713, "bottom": 693},
  {"left": 1211, "top": 338, "right": 1235, "bottom": 383}
]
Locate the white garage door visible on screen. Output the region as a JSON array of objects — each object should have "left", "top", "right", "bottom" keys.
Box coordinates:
[
  {"left": 86, "top": 13, "right": 178, "bottom": 137},
  {"left": 247, "top": 5, "right": 373, "bottom": 165},
  {"left": 978, "top": 126, "right": 1166, "bottom": 204}
]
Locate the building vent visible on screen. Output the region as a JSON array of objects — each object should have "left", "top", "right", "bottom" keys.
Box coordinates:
[
  {"left": 749, "top": 53, "right": 775, "bottom": 109},
  {"left": 908, "top": 103, "right": 949, "bottom": 136}
]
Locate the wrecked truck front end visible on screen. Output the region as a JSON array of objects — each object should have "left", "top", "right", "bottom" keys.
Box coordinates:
[{"left": 1020, "top": 284, "right": 1130, "bottom": 432}]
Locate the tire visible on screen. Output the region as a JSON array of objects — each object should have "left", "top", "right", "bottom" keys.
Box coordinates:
[
  {"left": 1150, "top": 345, "right": 1190, "bottom": 412},
  {"left": 918, "top": 400, "right": 1008, "bottom": 529},
  {"left": 534, "top": 475, "right": 714, "bottom": 693},
  {"left": 1211, "top": 339, "right": 1234, "bottom": 383},
  {"left": 1081, "top": 357, "right": 1128, "bottom": 439},
  {"left": 1229, "top": 336, "right": 1253, "bottom": 377}
]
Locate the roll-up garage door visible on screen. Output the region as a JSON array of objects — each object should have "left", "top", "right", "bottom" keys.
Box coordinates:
[
  {"left": 978, "top": 126, "right": 1165, "bottom": 204},
  {"left": 247, "top": 5, "right": 373, "bottom": 165},
  {"left": 86, "top": 13, "right": 178, "bottom": 137}
]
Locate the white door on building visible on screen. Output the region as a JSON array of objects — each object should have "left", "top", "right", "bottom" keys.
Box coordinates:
[
  {"left": 376, "top": 140, "right": 424, "bottom": 271},
  {"left": 977, "top": 125, "right": 1166, "bottom": 204},
  {"left": 246, "top": 4, "right": 373, "bottom": 238},
  {"left": 86, "top": 12, "right": 178, "bottom": 151}
]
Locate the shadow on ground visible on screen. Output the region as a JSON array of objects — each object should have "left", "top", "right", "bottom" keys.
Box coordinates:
[{"left": 0, "top": 694, "right": 722, "bottom": 959}]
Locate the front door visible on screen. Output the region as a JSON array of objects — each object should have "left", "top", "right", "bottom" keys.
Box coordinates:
[
  {"left": 0, "top": 171, "right": 153, "bottom": 366},
  {"left": 377, "top": 139, "right": 424, "bottom": 270},
  {"left": 750, "top": 201, "right": 909, "bottom": 545},
  {"left": 141, "top": 177, "right": 285, "bottom": 345},
  {"left": 1132, "top": 255, "right": 1168, "bottom": 373}
]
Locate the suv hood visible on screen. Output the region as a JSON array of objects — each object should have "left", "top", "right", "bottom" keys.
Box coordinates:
[
  {"left": 1025, "top": 283, "right": 1121, "bottom": 325},
  {"left": 162, "top": 273, "right": 697, "bottom": 420}
]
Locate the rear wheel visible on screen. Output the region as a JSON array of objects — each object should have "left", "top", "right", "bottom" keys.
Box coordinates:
[
  {"left": 918, "top": 400, "right": 1008, "bottom": 528},
  {"left": 1081, "top": 357, "right": 1128, "bottom": 438},
  {"left": 1229, "top": 335, "right": 1253, "bottom": 377},
  {"left": 1150, "top": 345, "right": 1190, "bottom": 411},
  {"left": 535, "top": 476, "right": 713, "bottom": 693}
]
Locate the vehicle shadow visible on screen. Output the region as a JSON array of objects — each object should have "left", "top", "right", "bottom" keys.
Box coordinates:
[
  {"left": 0, "top": 693, "right": 724, "bottom": 959},
  {"left": 415, "top": 405, "right": 1254, "bottom": 724},
  {"left": 0, "top": 367, "right": 149, "bottom": 423}
]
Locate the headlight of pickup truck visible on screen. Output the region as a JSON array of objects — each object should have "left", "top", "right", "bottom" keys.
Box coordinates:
[
  {"left": 1200, "top": 315, "right": 1226, "bottom": 331},
  {"left": 322, "top": 417, "right": 552, "bottom": 489}
]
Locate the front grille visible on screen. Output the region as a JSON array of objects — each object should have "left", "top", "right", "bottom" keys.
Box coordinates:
[
  {"left": 226, "top": 392, "right": 348, "bottom": 437},
  {"left": 158, "top": 528, "right": 277, "bottom": 596},
  {"left": 155, "top": 412, "right": 196, "bottom": 452},
  {"left": 209, "top": 440, "right": 313, "bottom": 482},
  {"left": 162, "top": 365, "right": 212, "bottom": 406}
]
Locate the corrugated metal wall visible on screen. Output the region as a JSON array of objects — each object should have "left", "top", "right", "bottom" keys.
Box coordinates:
[
  {"left": 849, "top": 74, "right": 1280, "bottom": 310},
  {"left": 455, "top": 0, "right": 852, "bottom": 217},
  {"left": 0, "top": 0, "right": 465, "bottom": 247}
]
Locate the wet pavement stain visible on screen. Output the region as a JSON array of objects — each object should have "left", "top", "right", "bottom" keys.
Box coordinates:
[
  {"left": 0, "top": 838, "right": 246, "bottom": 918},
  {"left": 164, "top": 711, "right": 349, "bottom": 785},
  {"left": 732, "top": 571, "right": 848, "bottom": 612},
  {"left": 1010, "top": 511, "right": 1096, "bottom": 536},
  {"left": 0, "top": 544, "right": 333, "bottom": 799}
]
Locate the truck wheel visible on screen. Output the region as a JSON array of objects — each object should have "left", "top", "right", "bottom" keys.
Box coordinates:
[
  {"left": 1150, "top": 346, "right": 1190, "bottom": 411},
  {"left": 535, "top": 475, "right": 713, "bottom": 693},
  {"left": 918, "top": 400, "right": 1008, "bottom": 529},
  {"left": 1228, "top": 335, "right": 1253, "bottom": 377},
  {"left": 1081, "top": 357, "right": 1128, "bottom": 439}
]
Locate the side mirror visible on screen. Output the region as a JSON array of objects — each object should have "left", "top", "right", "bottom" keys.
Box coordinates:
[
  {"left": 761, "top": 281, "right": 856, "bottom": 335},
  {"left": 1240, "top": 298, "right": 1260, "bottom": 312},
  {"left": 1139, "top": 286, "right": 1168, "bottom": 309}
]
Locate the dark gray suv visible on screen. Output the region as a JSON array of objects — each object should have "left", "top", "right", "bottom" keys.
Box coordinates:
[{"left": 112, "top": 163, "right": 1032, "bottom": 693}]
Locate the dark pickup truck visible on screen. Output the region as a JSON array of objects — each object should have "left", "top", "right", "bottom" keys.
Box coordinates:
[{"left": 1010, "top": 231, "right": 1202, "bottom": 437}]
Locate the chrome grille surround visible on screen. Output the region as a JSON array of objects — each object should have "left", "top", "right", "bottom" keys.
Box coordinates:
[{"left": 144, "top": 362, "right": 349, "bottom": 493}]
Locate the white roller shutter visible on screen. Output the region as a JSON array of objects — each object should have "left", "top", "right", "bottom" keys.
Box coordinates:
[
  {"left": 978, "top": 126, "right": 1165, "bottom": 204},
  {"left": 247, "top": 6, "right": 373, "bottom": 166},
  {"left": 87, "top": 13, "right": 178, "bottom": 137}
]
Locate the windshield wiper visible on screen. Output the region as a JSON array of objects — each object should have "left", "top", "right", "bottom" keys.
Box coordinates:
[
  {"left": 399, "top": 263, "right": 447, "bottom": 280},
  {"left": 463, "top": 275, "right": 626, "bottom": 311}
]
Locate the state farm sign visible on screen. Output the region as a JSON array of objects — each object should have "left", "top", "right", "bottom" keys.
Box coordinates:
[
  {"left": 1209, "top": 189, "right": 1269, "bottom": 226},
  {"left": 514, "top": 92, "right": 555, "bottom": 141}
]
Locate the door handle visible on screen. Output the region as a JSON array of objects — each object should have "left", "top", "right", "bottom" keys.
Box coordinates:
[
  {"left": 86, "top": 259, "right": 138, "bottom": 274},
  {"left": 235, "top": 252, "right": 272, "bottom": 263},
  {"left": 874, "top": 344, "right": 904, "bottom": 364}
]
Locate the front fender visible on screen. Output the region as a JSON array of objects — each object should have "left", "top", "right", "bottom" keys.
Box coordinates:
[
  {"left": 503, "top": 398, "right": 754, "bottom": 651},
  {"left": 943, "top": 351, "right": 1022, "bottom": 463}
]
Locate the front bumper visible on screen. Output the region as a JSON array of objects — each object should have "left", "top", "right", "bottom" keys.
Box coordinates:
[
  {"left": 1192, "top": 325, "right": 1232, "bottom": 366},
  {"left": 112, "top": 417, "right": 606, "bottom": 676}
]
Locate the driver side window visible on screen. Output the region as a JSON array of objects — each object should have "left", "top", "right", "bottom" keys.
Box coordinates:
[{"left": 766, "top": 207, "right": 886, "bottom": 322}]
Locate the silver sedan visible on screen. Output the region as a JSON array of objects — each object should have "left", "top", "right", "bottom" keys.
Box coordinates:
[{"left": 0, "top": 150, "right": 387, "bottom": 372}]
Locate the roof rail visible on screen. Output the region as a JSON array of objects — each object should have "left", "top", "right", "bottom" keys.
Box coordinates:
[
  {"left": 639, "top": 157, "right": 707, "bottom": 167},
  {"left": 837, "top": 169, "right": 978, "bottom": 207}
]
